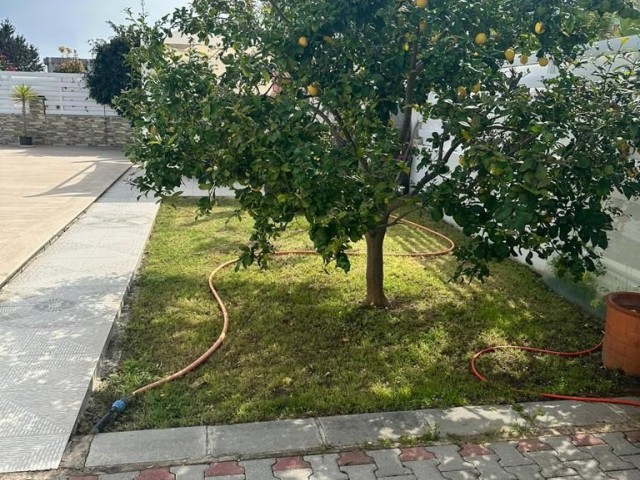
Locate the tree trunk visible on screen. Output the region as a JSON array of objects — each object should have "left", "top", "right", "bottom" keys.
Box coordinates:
[{"left": 364, "top": 226, "right": 389, "bottom": 308}]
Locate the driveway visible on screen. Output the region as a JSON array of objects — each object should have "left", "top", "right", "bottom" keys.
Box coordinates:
[{"left": 0, "top": 146, "right": 131, "bottom": 286}]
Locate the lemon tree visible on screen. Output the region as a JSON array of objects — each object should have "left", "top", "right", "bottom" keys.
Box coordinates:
[{"left": 120, "top": 0, "right": 640, "bottom": 307}]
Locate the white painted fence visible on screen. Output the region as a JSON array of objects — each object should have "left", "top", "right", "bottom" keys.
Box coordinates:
[
  {"left": 0, "top": 71, "right": 118, "bottom": 116},
  {"left": 410, "top": 36, "right": 640, "bottom": 307}
]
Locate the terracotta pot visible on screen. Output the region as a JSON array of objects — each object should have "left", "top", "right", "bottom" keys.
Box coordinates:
[{"left": 603, "top": 292, "right": 640, "bottom": 376}]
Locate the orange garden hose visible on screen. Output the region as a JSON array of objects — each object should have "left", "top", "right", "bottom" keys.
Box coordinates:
[
  {"left": 471, "top": 342, "right": 640, "bottom": 407},
  {"left": 94, "top": 217, "right": 637, "bottom": 432}
]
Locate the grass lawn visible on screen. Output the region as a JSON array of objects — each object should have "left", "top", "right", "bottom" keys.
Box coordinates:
[{"left": 83, "top": 198, "right": 640, "bottom": 432}]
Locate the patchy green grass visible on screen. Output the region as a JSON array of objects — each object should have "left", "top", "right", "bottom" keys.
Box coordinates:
[{"left": 83, "top": 198, "right": 640, "bottom": 432}]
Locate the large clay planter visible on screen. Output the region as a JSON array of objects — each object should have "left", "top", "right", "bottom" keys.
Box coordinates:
[{"left": 603, "top": 292, "right": 640, "bottom": 376}]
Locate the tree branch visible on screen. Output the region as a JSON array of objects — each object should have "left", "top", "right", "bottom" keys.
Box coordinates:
[
  {"left": 311, "top": 103, "right": 346, "bottom": 148},
  {"left": 267, "top": 0, "right": 292, "bottom": 26},
  {"left": 410, "top": 138, "right": 463, "bottom": 196}
]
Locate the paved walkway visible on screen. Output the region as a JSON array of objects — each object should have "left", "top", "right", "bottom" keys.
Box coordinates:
[
  {"left": 0, "top": 166, "right": 159, "bottom": 473},
  {"left": 0, "top": 146, "right": 130, "bottom": 287},
  {"left": 1, "top": 399, "right": 638, "bottom": 479}
]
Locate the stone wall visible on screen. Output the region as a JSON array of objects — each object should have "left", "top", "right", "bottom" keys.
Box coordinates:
[{"left": 0, "top": 100, "right": 131, "bottom": 147}]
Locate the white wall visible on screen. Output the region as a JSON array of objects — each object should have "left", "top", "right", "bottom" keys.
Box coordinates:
[{"left": 0, "top": 71, "right": 118, "bottom": 117}]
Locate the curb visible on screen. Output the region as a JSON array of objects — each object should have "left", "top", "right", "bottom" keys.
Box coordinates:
[{"left": 81, "top": 399, "right": 640, "bottom": 470}]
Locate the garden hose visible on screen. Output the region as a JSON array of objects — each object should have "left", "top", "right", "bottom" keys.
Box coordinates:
[
  {"left": 92, "top": 216, "right": 638, "bottom": 433},
  {"left": 471, "top": 342, "right": 640, "bottom": 407}
]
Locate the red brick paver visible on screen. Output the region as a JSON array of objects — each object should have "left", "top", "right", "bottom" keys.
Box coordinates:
[
  {"left": 337, "top": 451, "right": 375, "bottom": 466},
  {"left": 517, "top": 438, "right": 552, "bottom": 453},
  {"left": 399, "top": 447, "right": 436, "bottom": 462},
  {"left": 272, "top": 456, "right": 311, "bottom": 471},
  {"left": 135, "top": 468, "right": 176, "bottom": 480},
  {"left": 206, "top": 461, "right": 245, "bottom": 476},
  {"left": 626, "top": 431, "right": 640, "bottom": 444},
  {"left": 572, "top": 434, "right": 606, "bottom": 447},
  {"left": 459, "top": 444, "right": 494, "bottom": 457}
]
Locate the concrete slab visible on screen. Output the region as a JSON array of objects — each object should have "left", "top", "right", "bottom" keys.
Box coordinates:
[
  {"left": 0, "top": 146, "right": 130, "bottom": 287},
  {"left": 519, "top": 400, "right": 628, "bottom": 427},
  {"left": 318, "top": 411, "right": 429, "bottom": 447},
  {"left": 209, "top": 419, "right": 323, "bottom": 458},
  {"left": 422, "top": 405, "right": 527, "bottom": 438},
  {"left": 85, "top": 427, "right": 207, "bottom": 467},
  {"left": 0, "top": 168, "right": 159, "bottom": 473}
]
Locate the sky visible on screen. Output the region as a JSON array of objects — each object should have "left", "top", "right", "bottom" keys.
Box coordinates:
[{"left": 0, "top": 0, "right": 190, "bottom": 59}]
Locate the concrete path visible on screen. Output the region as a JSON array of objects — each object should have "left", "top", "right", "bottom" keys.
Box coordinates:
[
  {"left": 0, "top": 168, "right": 159, "bottom": 473},
  {"left": 0, "top": 146, "right": 130, "bottom": 287},
  {"left": 6, "top": 399, "right": 640, "bottom": 479}
]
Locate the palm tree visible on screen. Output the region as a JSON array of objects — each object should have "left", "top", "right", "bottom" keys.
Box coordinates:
[{"left": 10, "top": 84, "right": 38, "bottom": 140}]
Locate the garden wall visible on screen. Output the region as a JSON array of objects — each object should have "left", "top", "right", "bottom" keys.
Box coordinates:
[{"left": 0, "top": 70, "right": 131, "bottom": 147}]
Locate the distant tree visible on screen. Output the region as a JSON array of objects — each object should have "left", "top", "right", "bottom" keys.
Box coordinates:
[
  {"left": 0, "top": 19, "right": 43, "bottom": 71},
  {"left": 86, "top": 32, "right": 137, "bottom": 109},
  {"left": 54, "top": 45, "right": 85, "bottom": 73}
]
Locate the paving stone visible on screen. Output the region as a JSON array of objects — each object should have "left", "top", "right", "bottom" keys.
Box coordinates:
[
  {"left": 441, "top": 471, "right": 479, "bottom": 480},
  {"left": 209, "top": 420, "right": 322, "bottom": 457},
  {"left": 608, "top": 470, "right": 640, "bottom": 480},
  {"left": 100, "top": 473, "right": 139, "bottom": 480},
  {"left": 86, "top": 427, "right": 207, "bottom": 467},
  {"left": 318, "top": 411, "right": 429, "bottom": 447},
  {"left": 428, "top": 446, "right": 476, "bottom": 472},
  {"left": 623, "top": 455, "right": 640, "bottom": 469},
  {"left": 541, "top": 435, "right": 592, "bottom": 461},
  {"left": 339, "top": 464, "right": 377, "bottom": 480},
  {"left": 626, "top": 432, "right": 640, "bottom": 444},
  {"left": 526, "top": 451, "right": 578, "bottom": 478},
  {"left": 240, "top": 459, "right": 276, "bottom": 480},
  {"left": 171, "top": 464, "right": 208, "bottom": 480},
  {"left": 206, "top": 461, "right": 244, "bottom": 476},
  {"left": 367, "top": 449, "right": 411, "bottom": 477},
  {"left": 582, "top": 445, "right": 635, "bottom": 471},
  {"left": 337, "top": 452, "right": 375, "bottom": 466},
  {"left": 273, "top": 469, "right": 312, "bottom": 480},
  {"left": 467, "top": 455, "right": 516, "bottom": 479},
  {"left": 564, "top": 459, "right": 610, "bottom": 480},
  {"left": 503, "top": 464, "right": 543, "bottom": 480},
  {"left": 518, "top": 401, "right": 627, "bottom": 427},
  {"left": 596, "top": 432, "right": 640, "bottom": 456},
  {"left": 459, "top": 444, "right": 493, "bottom": 457},
  {"left": 403, "top": 459, "right": 447, "bottom": 480},
  {"left": 572, "top": 433, "right": 606, "bottom": 447},
  {"left": 488, "top": 442, "right": 534, "bottom": 467},
  {"left": 423, "top": 406, "right": 524, "bottom": 437},
  {"left": 135, "top": 469, "right": 175, "bottom": 480},
  {"left": 399, "top": 447, "right": 436, "bottom": 462},
  {"left": 305, "top": 453, "right": 348, "bottom": 480},
  {"left": 69, "top": 476, "right": 98, "bottom": 480},
  {"left": 545, "top": 477, "right": 582, "bottom": 480},
  {"left": 273, "top": 457, "right": 311, "bottom": 471},
  {"left": 517, "top": 439, "right": 552, "bottom": 453}
]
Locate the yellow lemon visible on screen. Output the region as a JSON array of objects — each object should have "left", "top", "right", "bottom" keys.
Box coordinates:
[
  {"left": 475, "top": 32, "right": 488, "bottom": 46},
  {"left": 403, "top": 42, "right": 410, "bottom": 51},
  {"left": 307, "top": 84, "right": 319, "bottom": 96},
  {"left": 535, "top": 21, "right": 545, "bottom": 34},
  {"left": 457, "top": 86, "right": 468, "bottom": 97},
  {"left": 298, "top": 36, "right": 308, "bottom": 47},
  {"left": 322, "top": 35, "right": 333, "bottom": 45},
  {"left": 538, "top": 56, "right": 549, "bottom": 67},
  {"left": 520, "top": 54, "right": 529, "bottom": 65},
  {"left": 472, "top": 82, "right": 481, "bottom": 93},
  {"left": 504, "top": 48, "right": 516, "bottom": 63},
  {"left": 415, "top": 0, "right": 428, "bottom": 8}
]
